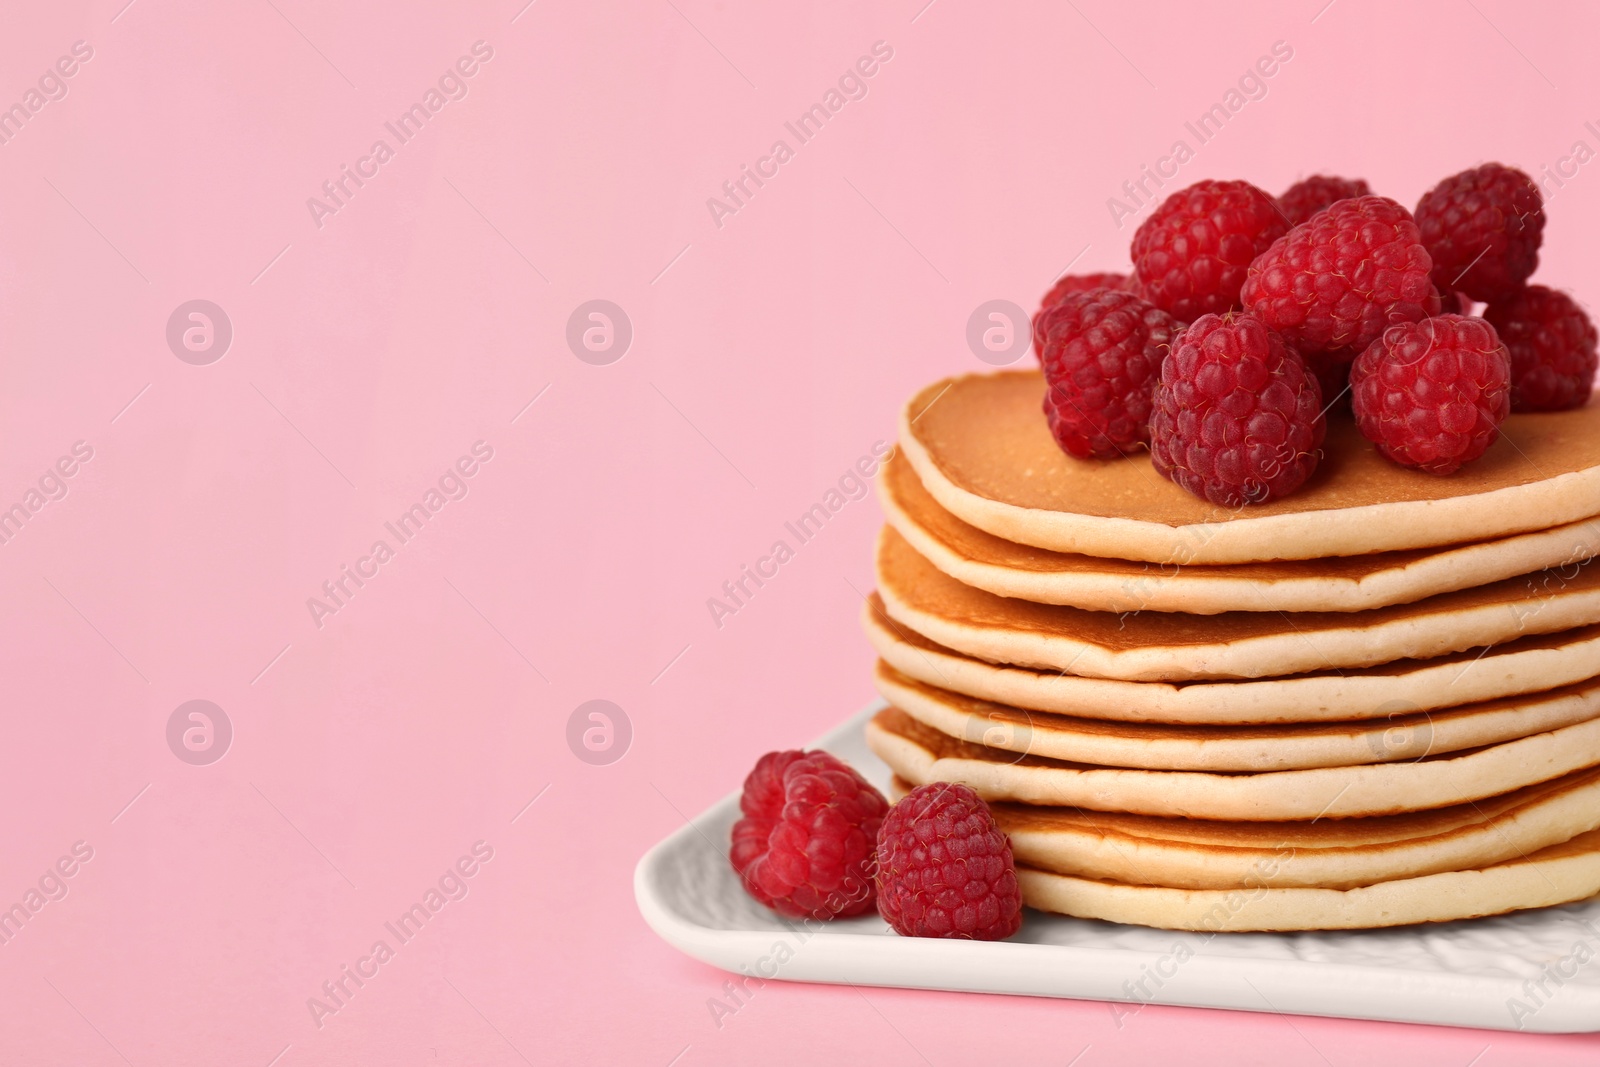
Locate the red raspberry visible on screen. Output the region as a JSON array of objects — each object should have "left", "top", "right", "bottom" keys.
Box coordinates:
[
  {"left": 730, "top": 750, "right": 888, "bottom": 920},
  {"left": 1032, "top": 272, "right": 1135, "bottom": 354},
  {"left": 1131, "top": 180, "right": 1288, "bottom": 321},
  {"left": 1415, "top": 164, "right": 1544, "bottom": 303},
  {"left": 1242, "top": 195, "right": 1434, "bottom": 354},
  {"left": 1351, "top": 315, "right": 1511, "bottom": 474},
  {"left": 1279, "top": 175, "right": 1372, "bottom": 226},
  {"left": 1150, "top": 313, "right": 1326, "bottom": 506},
  {"left": 1484, "top": 285, "right": 1598, "bottom": 412},
  {"left": 1036, "top": 288, "right": 1181, "bottom": 458},
  {"left": 1038, "top": 272, "right": 1134, "bottom": 312},
  {"left": 875, "top": 782, "right": 1022, "bottom": 940}
]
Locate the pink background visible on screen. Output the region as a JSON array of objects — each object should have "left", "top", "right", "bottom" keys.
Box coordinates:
[{"left": 3, "top": 0, "right": 1600, "bottom": 1062}]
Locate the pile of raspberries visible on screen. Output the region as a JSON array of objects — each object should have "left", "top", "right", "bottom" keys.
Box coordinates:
[{"left": 1032, "top": 165, "right": 1596, "bottom": 506}]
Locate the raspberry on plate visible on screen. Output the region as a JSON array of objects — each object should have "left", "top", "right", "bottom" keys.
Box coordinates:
[
  {"left": 1415, "top": 163, "right": 1544, "bottom": 303},
  {"left": 1484, "top": 285, "right": 1598, "bottom": 412},
  {"left": 1351, "top": 314, "right": 1511, "bottom": 475},
  {"left": 875, "top": 782, "right": 1022, "bottom": 940},
  {"left": 1150, "top": 313, "right": 1326, "bottom": 506},
  {"left": 1036, "top": 288, "right": 1181, "bottom": 458},
  {"left": 1033, "top": 272, "right": 1135, "bottom": 354},
  {"left": 730, "top": 750, "right": 888, "bottom": 920},
  {"left": 1131, "top": 179, "right": 1288, "bottom": 321},
  {"left": 1242, "top": 195, "right": 1435, "bottom": 355},
  {"left": 1278, "top": 175, "right": 1372, "bottom": 226}
]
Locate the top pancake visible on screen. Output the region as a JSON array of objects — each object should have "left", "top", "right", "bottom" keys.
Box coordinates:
[{"left": 901, "top": 370, "right": 1600, "bottom": 564}]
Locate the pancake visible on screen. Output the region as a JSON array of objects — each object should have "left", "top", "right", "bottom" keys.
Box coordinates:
[
  {"left": 876, "top": 661, "right": 1600, "bottom": 771},
  {"left": 888, "top": 768, "right": 1600, "bottom": 891},
  {"left": 900, "top": 370, "right": 1600, "bottom": 564},
  {"left": 865, "top": 600, "right": 1600, "bottom": 724},
  {"left": 876, "top": 525, "right": 1600, "bottom": 681},
  {"left": 881, "top": 446, "right": 1600, "bottom": 614},
  {"left": 1016, "top": 828, "right": 1600, "bottom": 931},
  {"left": 866, "top": 707, "right": 1600, "bottom": 820}
]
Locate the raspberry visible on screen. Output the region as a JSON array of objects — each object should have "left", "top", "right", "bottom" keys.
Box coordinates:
[
  {"left": 1279, "top": 175, "right": 1372, "bottom": 226},
  {"left": 1033, "top": 272, "right": 1135, "bottom": 354},
  {"left": 1150, "top": 313, "right": 1326, "bottom": 506},
  {"left": 1242, "top": 195, "right": 1435, "bottom": 354},
  {"left": 875, "top": 782, "right": 1022, "bottom": 940},
  {"left": 1131, "top": 180, "right": 1288, "bottom": 321},
  {"left": 730, "top": 750, "right": 888, "bottom": 920},
  {"left": 1351, "top": 315, "right": 1511, "bottom": 474},
  {"left": 1484, "top": 285, "right": 1598, "bottom": 411},
  {"left": 1415, "top": 164, "right": 1544, "bottom": 303},
  {"left": 1038, "top": 272, "right": 1134, "bottom": 312},
  {"left": 1036, "top": 288, "right": 1181, "bottom": 458}
]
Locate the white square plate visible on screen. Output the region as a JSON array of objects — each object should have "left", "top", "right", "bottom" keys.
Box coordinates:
[{"left": 635, "top": 701, "right": 1600, "bottom": 1032}]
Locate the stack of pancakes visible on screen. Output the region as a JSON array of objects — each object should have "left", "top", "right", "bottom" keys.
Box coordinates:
[{"left": 864, "top": 369, "right": 1600, "bottom": 931}]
